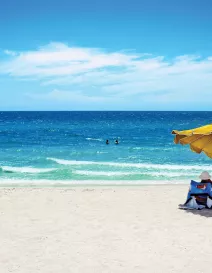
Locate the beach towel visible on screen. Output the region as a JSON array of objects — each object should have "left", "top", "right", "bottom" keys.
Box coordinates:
[{"left": 179, "top": 180, "right": 212, "bottom": 210}]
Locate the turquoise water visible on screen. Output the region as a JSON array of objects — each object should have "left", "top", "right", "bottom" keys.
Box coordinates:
[{"left": 0, "top": 111, "right": 212, "bottom": 184}]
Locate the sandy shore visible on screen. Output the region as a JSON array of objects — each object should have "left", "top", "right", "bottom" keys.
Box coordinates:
[{"left": 0, "top": 185, "right": 212, "bottom": 273}]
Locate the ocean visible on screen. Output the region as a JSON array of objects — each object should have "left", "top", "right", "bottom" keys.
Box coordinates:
[{"left": 0, "top": 111, "right": 212, "bottom": 185}]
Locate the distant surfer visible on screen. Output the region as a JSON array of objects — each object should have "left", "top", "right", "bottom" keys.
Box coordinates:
[
  {"left": 115, "top": 139, "right": 119, "bottom": 145},
  {"left": 106, "top": 139, "right": 109, "bottom": 144}
]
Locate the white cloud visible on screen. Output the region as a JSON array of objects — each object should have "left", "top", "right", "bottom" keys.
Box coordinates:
[
  {"left": 3, "top": 49, "right": 17, "bottom": 57},
  {"left": 1, "top": 42, "right": 212, "bottom": 107},
  {"left": 0, "top": 42, "right": 138, "bottom": 78}
]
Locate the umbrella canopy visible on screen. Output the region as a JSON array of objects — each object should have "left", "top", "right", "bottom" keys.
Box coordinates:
[{"left": 172, "top": 124, "right": 212, "bottom": 158}]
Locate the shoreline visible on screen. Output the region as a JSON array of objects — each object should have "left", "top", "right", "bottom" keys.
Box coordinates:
[{"left": 0, "top": 179, "right": 190, "bottom": 187}]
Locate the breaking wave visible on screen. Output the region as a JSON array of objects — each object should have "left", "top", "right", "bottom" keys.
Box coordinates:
[
  {"left": 47, "top": 158, "right": 211, "bottom": 171},
  {"left": 0, "top": 166, "right": 56, "bottom": 174}
]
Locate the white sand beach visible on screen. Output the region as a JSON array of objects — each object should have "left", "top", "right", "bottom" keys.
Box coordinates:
[{"left": 0, "top": 184, "right": 212, "bottom": 273}]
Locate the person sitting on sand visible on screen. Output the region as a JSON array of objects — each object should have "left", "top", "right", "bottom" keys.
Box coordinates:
[
  {"left": 179, "top": 171, "right": 212, "bottom": 210},
  {"left": 195, "top": 171, "right": 212, "bottom": 206}
]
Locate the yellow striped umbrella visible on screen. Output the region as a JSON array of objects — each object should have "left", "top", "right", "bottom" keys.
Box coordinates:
[{"left": 172, "top": 124, "right": 212, "bottom": 158}]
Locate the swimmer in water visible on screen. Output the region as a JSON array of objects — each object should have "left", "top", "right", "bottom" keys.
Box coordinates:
[
  {"left": 106, "top": 139, "right": 109, "bottom": 144},
  {"left": 115, "top": 139, "right": 119, "bottom": 144}
]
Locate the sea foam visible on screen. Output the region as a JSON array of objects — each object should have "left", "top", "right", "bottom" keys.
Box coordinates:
[
  {"left": 47, "top": 158, "right": 211, "bottom": 171},
  {"left": 1, "top": 166, "right": 56, "bottom": 174}
]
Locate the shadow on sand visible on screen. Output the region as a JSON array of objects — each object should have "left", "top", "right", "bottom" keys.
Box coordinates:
[{"left": 183, "top": 209, "right": 212, "bottom": 218}]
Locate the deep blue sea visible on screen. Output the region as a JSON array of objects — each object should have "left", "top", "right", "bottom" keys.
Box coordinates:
[{"left": 0, "top": 111, "right": 212, "bottom": 185}]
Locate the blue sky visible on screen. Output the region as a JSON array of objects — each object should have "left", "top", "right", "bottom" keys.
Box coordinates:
[{"left": 0, "top": 0, "right": 212, "bottom": 110}]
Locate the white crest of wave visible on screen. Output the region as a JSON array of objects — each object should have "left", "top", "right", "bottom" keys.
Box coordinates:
[
  {"left": 1, "top": 166, "right": 56, "bottom": 174},
  {"left": 74, "top": 170, "right": 199, "bottom": 178},
  {"left": 47, "top": 158, "right": 211, "bottom": 171},
  {"left": 74, "top": 170, "right": 134, "bottom": 176},
  {"left": 86, "top": 138, "right": 103, "bottom": 141}
]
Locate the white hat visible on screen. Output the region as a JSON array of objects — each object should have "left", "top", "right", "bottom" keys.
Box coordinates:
[{"left": 199, "top": 171, "right": 211, "bottom": 180}]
